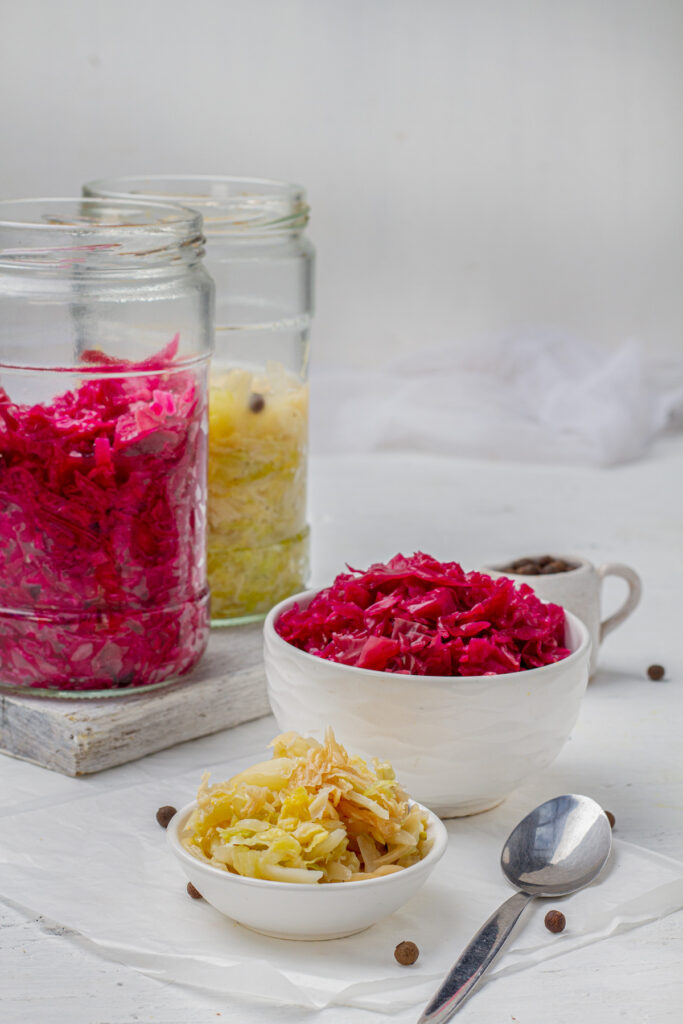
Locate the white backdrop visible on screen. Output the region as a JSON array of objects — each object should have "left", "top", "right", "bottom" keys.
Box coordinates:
[{"left": 1, "top": 0, "right": 681, "bottom": 368}]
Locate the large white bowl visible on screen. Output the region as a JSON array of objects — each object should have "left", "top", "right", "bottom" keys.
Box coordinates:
[
  {"left": 264, "top": 592, "right": 591, "bottom": 818},
  {"left": 167, "top": 800, "right": 448, "bottom": 940}
]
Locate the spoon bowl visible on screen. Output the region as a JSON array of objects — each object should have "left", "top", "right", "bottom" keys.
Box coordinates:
[
  {"left": 418, "top": 794, "right": 612, "bottom": 1023},
  {"left": 501, "top": 793, "right": 612, "bottom": 896}
]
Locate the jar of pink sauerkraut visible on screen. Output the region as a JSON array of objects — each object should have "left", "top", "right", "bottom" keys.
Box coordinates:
[{"left": 0, "top": 198, "right": 214, "bottom": 694}]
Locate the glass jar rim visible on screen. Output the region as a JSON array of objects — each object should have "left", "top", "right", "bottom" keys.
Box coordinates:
[
  {"left": 0, "top": 197, "right": 204, "bottom": 267},
  {"left": 83, "top": 176, "right": 310, "bottom": 234}
]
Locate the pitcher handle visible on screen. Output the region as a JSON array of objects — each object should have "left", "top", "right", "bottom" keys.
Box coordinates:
[{"left": 597, "top": 563, "right": 642, "bottom": 642}]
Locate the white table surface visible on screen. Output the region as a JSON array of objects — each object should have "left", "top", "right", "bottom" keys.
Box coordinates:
[{"left": 2, "top": 442, "right": 682, "bottom": 1024}]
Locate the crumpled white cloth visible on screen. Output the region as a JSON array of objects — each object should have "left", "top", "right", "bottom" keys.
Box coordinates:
[
  {"left": 1, "top": 750, "right": 682, "bottom": 1014},
  {"left": 310, "top": 335, "right": 683, "bottom": 466}
]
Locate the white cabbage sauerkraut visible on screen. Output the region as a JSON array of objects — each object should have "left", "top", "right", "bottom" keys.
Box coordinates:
[
  {"left": 182, "top": 729, "right": 432, "bottom": 884},
  {"left": 207, "top": 363, "right": 308, "bottom": 621}
]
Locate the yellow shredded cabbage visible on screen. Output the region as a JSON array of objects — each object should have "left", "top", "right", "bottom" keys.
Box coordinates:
[
  {"left": 181, "top": 729, "right": 432, "bottom": 884},
  {"left": 207, "top": 362, "right": 309, "bottom": 620}
]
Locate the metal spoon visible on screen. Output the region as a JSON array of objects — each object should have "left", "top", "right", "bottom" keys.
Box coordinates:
[{"left": 417, "top": 794, "right": 612, "bottom": 1023}]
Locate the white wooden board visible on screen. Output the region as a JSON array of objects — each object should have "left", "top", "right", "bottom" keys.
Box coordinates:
[{"left": 0, "top": 624, "right": 269, "bottom": 776}]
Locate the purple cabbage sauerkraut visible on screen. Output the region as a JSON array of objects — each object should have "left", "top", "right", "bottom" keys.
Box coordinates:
[
  {"left": 0, "top": 337, "right": 209, "bottom": 690},
  {"left": 276, "top": 552, "right": 570, "bottom": 676}
]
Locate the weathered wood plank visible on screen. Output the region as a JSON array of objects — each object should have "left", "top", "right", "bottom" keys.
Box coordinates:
[{"left": 0, "top": 625, "right": 269, "bottom": 776}]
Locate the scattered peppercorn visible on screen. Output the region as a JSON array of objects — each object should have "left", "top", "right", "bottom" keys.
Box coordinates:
[
  {"left": 155, "top": 805, "right": 177, "bottom": 829},
  {"left": 394, "top": 940, "right": 419, "bottom": 965},
  {"left": 248, "top": 392, "right": 265, "bottom": 413},
  {"left": 604, "top": 811, "right": 615, "bottom": 829},
  {"left": 647, "top": 664, "right": 665, "bottom": 681},
  {"left": 187, "top": 882, "right": 203, "bottom": 900},
  {"left": 544, "top": 910, "right": 566, "bottom": 933}
]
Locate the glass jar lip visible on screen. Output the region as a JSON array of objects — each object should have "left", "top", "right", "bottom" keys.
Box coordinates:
[
  {"left": 0, "top": 197, "right": 202, "bottom": 234},
  {"left": 83, "top": 175, "right": 310, "bottom": 234},
  {"left": 0, "top": 352, "right": 211, "bottom": 377},
  {"left": 0, "top": 197, "right": 204, "bottom": 267}
]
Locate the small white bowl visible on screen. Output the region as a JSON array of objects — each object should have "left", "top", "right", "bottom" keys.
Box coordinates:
[
  {"left": 264, "top": 592, "right": 591, "bottom": 818},
  {"left": 167, "top": 800, "right": 448, "bottom": 940}
]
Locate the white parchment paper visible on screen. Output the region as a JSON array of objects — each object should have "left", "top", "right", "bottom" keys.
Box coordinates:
[{"left": 1, "top": 753, "right": 681, "bottom": 1014}]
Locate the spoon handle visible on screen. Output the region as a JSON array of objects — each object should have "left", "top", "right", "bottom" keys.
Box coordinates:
[{"left": 417, "top": 891, "right": 533, "bottom": 1023}]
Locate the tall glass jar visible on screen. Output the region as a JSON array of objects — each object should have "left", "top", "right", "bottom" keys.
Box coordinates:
[
  {"left": 0, "top": 198, "right": 213, "bottom": 694},
  {"left": 84, "top": 177, "right": 314, "bottom": 625}
]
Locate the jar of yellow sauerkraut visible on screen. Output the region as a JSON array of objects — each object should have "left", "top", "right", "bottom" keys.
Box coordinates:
[{"left": 84, "top": 176, "right": 313, "bottom": 624}]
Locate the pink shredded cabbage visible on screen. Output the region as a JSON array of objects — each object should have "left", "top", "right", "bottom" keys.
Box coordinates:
[
  {"left": 0, "top": 337, "right": 209, "bottom": 690},
  {"left": 276, "top": 552, "right": 570, "bottom": 676}
]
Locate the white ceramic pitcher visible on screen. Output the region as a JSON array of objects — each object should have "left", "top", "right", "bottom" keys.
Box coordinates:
[{"left": 486, "top": 556, "right": 642, "bottom": 677}]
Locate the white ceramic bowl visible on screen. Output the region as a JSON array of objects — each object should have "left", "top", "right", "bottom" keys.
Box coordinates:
[
  {"left": 264, "top": 592, "right": 591, "bottom": 818},
  {"left": 167, "top": 800, "right": 448, "bottom": 940}
]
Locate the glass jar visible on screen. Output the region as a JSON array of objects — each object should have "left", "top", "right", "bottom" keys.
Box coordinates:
[
  {"left": 84, "top": 177, "right": 314, "bottom": 625},
  {"left": 0, "top": 198, "right": 213, "bottom": 694}
]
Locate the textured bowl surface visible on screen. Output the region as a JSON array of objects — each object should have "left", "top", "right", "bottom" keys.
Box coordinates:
[
  {"left": 167, "top": 800, "right": 448, "bottom": 940},
  {"left": 264, "top": 592, "right": 591, "bottom": 817}
]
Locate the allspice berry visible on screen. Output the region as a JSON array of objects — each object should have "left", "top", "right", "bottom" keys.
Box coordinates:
[
  {"left": 647, "top": 664, "right": 665, "bottom": 681},
  {"left": 186, "top": 882, "right": 203, "bottom": 900},
  {"left": 544, "top": 910, "right": 566, "bottom": 933},
  {"left": 605, "top": 810, "right": 616, "bottom": 829},
  {"left": 155, "top": 805, "right": 177, "bottom": 829},
  {"left": 394, "top": 940, "right": 419, "bottom": 965}
]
